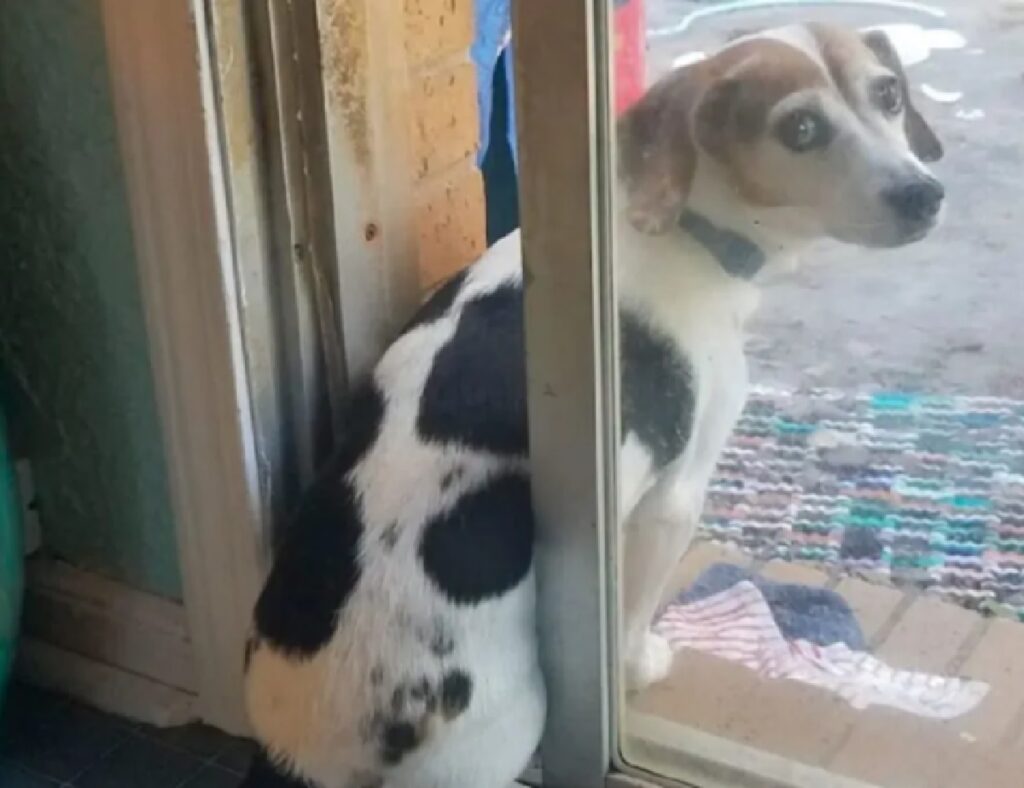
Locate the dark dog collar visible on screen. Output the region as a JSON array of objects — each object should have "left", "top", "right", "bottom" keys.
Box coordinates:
[{"left": 679, "top": 211, "right": 766, "bottom": 280}]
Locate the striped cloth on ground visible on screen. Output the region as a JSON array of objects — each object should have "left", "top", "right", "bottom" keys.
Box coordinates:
[{"left": 655, "top": 581, "right": 989, "bottom": 720}]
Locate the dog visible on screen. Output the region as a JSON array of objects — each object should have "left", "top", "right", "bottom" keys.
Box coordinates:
[{"left": 241, "top": 23, "right": 943, "bottom": 788}]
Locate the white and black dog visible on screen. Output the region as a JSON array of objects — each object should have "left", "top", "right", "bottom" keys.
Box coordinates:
[{"left": 242, "top": 23, "right": 943, "bottom": 788}]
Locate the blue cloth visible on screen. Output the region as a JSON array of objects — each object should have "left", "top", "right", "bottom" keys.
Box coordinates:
[
  {"left": 473, "top": 0, "right": 636, "bottom": 170},
  {"left": 679, "top": 562, "right": 867, "bottom": 651},
  {"left": 472, "top": 0, "right": 517, "bottom": 171}
]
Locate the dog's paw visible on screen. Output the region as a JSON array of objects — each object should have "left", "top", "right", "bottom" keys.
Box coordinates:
[{"left": 624, "top": 631, "right": 674, "bottom": 691}]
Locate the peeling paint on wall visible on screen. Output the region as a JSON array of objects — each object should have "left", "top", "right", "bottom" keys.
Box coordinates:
[{"left": 0, "top": 1, "right": 181, "bottom": 598}]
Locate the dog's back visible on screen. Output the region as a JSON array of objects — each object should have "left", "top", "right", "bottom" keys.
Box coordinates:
[{"left": 242, "top": 232, "right": 545, "bottom": 788}]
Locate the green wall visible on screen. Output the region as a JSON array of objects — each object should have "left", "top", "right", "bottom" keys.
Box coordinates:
[{"left": 0, "top": 1, "right": 182, "bottom": 598}]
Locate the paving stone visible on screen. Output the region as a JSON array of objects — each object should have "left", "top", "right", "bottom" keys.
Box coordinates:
[
  {"left": 630, "top": 650, "right": 759, "bottom": 741},
  {"left": 758, "top": 561, "right": 830, "bottom": 586},
  {"left": 954, "top": 619, "right": 1024, "bottom": 746},
  {"left": 876, "top": 594, "right": 978, "bottom": 672},
  {"left": 834, "top": 578, "right": 905, "bottom": 644}
]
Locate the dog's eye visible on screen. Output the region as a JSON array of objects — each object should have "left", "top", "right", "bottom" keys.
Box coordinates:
[
  {"left": 872, "top": 76, "right": 904, "bottom": 116},
  {"left": 777, "top": 110, "right": 832, "bottom": 153}
]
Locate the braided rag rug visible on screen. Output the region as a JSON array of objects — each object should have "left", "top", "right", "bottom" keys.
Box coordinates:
[{"left": 700, "top": 387, "right": 1024, "bottom": 620}]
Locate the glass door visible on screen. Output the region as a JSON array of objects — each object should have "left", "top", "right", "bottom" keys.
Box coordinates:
[{"left": 518, "top": 2, "right": 1023, "bottom": 786}]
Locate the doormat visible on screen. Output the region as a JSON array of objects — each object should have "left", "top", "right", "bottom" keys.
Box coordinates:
[{"left": 701, "top": 388, "right": 1024, "bottom": 619}]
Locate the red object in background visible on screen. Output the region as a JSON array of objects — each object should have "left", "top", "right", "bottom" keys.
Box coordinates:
[{"left": 613, "top": 0, "right": 645, "bottom": 116}]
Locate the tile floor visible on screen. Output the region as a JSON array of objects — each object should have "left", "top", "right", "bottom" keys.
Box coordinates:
[{"left": 0, "top": 683, "right": 254, "bottom": 787}]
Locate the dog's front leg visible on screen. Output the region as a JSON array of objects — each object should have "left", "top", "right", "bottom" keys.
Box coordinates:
[{"left": 620, "top": 472, "right": 702, "bottom": 690}]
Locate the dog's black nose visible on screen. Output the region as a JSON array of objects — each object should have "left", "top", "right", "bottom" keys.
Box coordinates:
[{"left": 884, "top": 178, "right": 945, "bottom": 223}]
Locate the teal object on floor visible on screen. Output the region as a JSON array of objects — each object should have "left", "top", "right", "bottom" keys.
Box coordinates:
[{"left": 0, "top": 405, "right": 22, "bottom": 701}]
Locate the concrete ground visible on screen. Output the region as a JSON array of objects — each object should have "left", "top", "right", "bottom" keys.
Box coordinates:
[{"left": 645, "top": 1, "right": 1024, "bottom": 396}]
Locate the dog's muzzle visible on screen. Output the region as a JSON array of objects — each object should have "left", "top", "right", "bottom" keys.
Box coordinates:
[{"left": 883, "top": 176, "right": 945, "bottom": 225}]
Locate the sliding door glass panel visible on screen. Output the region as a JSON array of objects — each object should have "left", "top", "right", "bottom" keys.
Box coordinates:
[{"left": 615, "top": 3, "right": 1023, "bottom": 787}]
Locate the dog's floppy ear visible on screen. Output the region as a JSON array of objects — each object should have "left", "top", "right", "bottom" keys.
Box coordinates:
[
  {"left": 863, "top": 30, "right": 944, "bottom": 163},
  {"left": 618, "top": 67, "right": 707, "bottom": 234}
]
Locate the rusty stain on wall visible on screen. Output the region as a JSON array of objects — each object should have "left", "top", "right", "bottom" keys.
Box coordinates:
[
  {"left": 318, "top": 0, "right": 372, "bottom": 170},
  {"left": 316, "top": 0, "right": 485, "bottom": 294}
]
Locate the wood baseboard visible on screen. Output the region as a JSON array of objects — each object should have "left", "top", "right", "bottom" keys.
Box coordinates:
[
  {"left": 16, "top": 638, "right": 196, "bottom": 727},
  {"left": 16, "top": 558, "right": 199, "bottom": 726}
]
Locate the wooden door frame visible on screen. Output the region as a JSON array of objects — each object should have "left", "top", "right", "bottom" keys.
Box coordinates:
[
  {"left": 101, "top": 0, "right": 264, "bottom": 734},
  {"left": 100, "top": 0, "right": 421, "bottom": 733}
]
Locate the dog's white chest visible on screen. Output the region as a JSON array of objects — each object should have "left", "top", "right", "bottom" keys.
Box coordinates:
[{"left": 689, "top": 331, "right": 749, "bottom": 487}]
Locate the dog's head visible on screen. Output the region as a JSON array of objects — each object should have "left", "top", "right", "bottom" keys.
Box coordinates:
[{"left": 619, "top": 23, "right": 944, "bottom": 249}]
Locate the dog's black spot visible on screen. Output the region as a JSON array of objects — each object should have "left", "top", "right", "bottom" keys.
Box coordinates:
[
  {"left": 400, "top": 269, "right": 469, "bottom": 334},
  {"left": 439, "top": 465, "right": 465, "bottom": 493},
  {"left": 380, "top": 522, "right": 399, "bottom": 551},
  {"left": 440, "top": 669, "right": 473, "bottom": 719},
  {"left": 390, "top": 684, "right": 407, "bottom": 715},
  {"left": 419, "top": 472, "right": 534, "bottom": 604},
  {"left": 429, "top": 626, "right": 455, "bottom": 658},
  {"left": 370, "top": 672, "right": 466, "bottom": 766},
  {"left": 410, "top": 676, "right": 432, "bottom": 702},
  {"left": 417, "top": 284, "right": 528, "bottom": 455},
  {"left": 370, "top": 664, "right": 385, "bottom": 686},
  {"left": 253, "top": 384, "right": 385, "bottom": 656},
  {"left": 415, "top": 616, "right": 454, "bottom": 658},
  {"left": 620, "top": 311, "right": 696, "bottom": 469},
  {"left": 240, "top": 749, "right": 315, "bottom": 787},
  {"left": 381, "top": 721, "right": 422, "bottom": 765},
  {"left": 253, "top": 476, "right": 364, "bottom": 655}
]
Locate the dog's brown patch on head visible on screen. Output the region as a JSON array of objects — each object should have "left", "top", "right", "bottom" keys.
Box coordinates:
[
  {"left": 808, "top": 23, "right": 868, "bottom": 107},
  {"left": 618, "top": 66, "right": 709, "bottom": 234},
  {"left": 619, "top": 38, "right": 829, "bottom": 230},
  {"left": 810, "top": 23, "right": 943, "bottom": 163},
  {"left": 698, "top": 40, "right": 828, "bottom": 145},
  {"left": 693, "top": 39, "right": 829, "bottom": 206}
]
